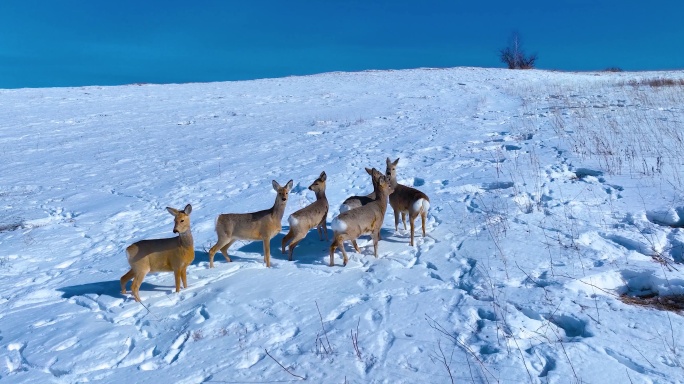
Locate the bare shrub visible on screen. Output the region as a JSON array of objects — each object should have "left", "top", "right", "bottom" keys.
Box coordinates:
[{"left": 500, "top": 31, "right": 537, "bottom": 69}]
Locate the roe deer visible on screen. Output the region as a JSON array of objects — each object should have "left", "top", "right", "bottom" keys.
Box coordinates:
[
  {"left": 329, "top": 169, "right": 391, "bottom": 266},
  {"left": 339, "top": 167, "right": 376, "bottom": 213},
  {"left": 385, "top": 157, "right": 430, "bottom": 246},
  {"left": 209, "top": 180, "right": 293, "bottom": 268},
  {"left": 281, "top": 171, "right": 329, "bottom": 261},
  {"left": 120, "top": 204, "right": 194, "bottom": 302}
]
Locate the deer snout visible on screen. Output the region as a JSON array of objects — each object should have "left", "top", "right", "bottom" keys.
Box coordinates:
[{"left": 173, "top": 229, "right": 179, "bottom": 234}]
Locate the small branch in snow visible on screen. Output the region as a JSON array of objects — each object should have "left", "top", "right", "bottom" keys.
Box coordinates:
[
  {"left": 264, "top": 348, "right": 305, "bottom": 380},
  {"left": 315, "top": 301, "right": 333, "bottom": 354},
  {"left": 351, "top": 318, "right": 361, "bottom": 360}
]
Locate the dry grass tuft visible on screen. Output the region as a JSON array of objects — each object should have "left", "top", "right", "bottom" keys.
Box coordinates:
[{"left": 620, "top": 293, "right": 684, "bottom": 314}]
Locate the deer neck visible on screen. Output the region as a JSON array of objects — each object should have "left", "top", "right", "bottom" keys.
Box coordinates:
[
  {"left": 315, "top": 190, "right": 327, "bottom": 201},
  {"left": 388, "top": 175, "right": 399, "bottom": 189},
  {"left": 271, "top": 196, "right": 287, "bottom": 219},
  {"left": 177, "top": 230, "right": 194, "bottom": 249}
]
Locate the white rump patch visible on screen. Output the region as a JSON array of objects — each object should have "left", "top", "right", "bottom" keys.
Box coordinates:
[
  {"left": 331, "top": 217, "right": 347, "bottom": 233},
  {"left": 288, "top": 215, "right": 299, "bottom": 227},
  {"left": 339, "top": 204, "right": 350, "bottom": 213},
  {"left": 413, "top": 198, "right": 430, "bottom": 213}
]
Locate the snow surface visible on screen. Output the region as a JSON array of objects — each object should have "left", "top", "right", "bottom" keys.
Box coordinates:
[{"left": 1, "top": 67, "right": 684, "bottom": 383}]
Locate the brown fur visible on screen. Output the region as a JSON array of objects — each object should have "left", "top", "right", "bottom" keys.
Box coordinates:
[
  {"left": 282, "top": 172, "right": 329, "bottom": 261},
  {"left": 209, "top": 180, "right": 293, "bottom": 268},
  {"left": 120, "top": 204, "right": 194, "bottom": 302},
  {"left": 386, "top": 157, "right": 430, "bottom": 246},
  {"left": 329, "top": 169, "right": 391, "bottom": 266}
]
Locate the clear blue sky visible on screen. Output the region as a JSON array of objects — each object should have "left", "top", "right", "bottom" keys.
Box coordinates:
[{"left": 1, "top": 0, "right": 682, "bottom": 88}]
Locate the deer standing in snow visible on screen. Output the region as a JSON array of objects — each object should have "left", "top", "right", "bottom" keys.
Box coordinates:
[
  {"left": 385, "top": 157, "right": 430, "bottom": 246},
  {"left": 329, "top": 168, "right": 391, "bottom": 266},
  {"left": 208, "top": 180, "right": 293, "bottom": 268},
  {"left": 281, "top": 172, "right": 329, "bottom": 261},
  {"left": 120, "top": 204, "right": 194, "bottom": 302}
]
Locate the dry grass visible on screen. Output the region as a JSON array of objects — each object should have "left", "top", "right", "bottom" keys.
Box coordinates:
[
  {"left": 620, "top": 293, "right": 684, "bottom": 314},
  {"left": 623, "top": 78, "right": 684, "bottom": 87}
]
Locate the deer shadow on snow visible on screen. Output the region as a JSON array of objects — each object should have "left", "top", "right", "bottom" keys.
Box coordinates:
[{"left": 58, "top": 225, "right": 402, "bottom": 299}]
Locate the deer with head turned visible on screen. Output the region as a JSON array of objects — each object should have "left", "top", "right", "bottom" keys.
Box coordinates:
[
  {"left": 385, "top": 157, "right": 430, "bottom": 246},
  {"left": 329, "top": 168, "right": 391, "bottom": 266},
  {"left": 281, "top": 172, "right": 329, "bottom": 261},
  {"left": 120, "top": 204, "right": 194, "bottom": 302},
  {"left": 208, "top": 180, "right": 293, "bottom": 268}
]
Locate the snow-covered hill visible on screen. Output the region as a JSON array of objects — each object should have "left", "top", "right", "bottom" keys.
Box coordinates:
[{"left": 1, "top": 67, "right": 683, "bottom": 383}]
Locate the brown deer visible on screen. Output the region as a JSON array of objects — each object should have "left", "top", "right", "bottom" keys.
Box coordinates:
[
  {"left": 385, "top": 157, "right": 430, "bottom": 246},
  {"left": 208, "top": 180, "right": 293, "bottom": 268},
  {"left": 120, "top": 204, "right": 194, "bottom": 302},
  {"left": 329, "top": 169, "right": 391, "bottom": 266},
  {"left": 339, "top": 167, "right": 376, "bottom": 213},
  {"left": 281, "top": 172, "right": 329, "bottom": 261}
]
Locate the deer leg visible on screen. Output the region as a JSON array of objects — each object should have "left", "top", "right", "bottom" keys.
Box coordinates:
[
  {"left": 263, "top": 238, "right": 271, "bottom": 268},
  {"left": 329, "top": 237, "right": 340, "bottom": 267},
  {"left": 120, "top": 269, "right": 134, "bottom": 294},
  {"left": 351, "top": 239, "right": 361, "bottom": 253},
  {"left": 319, "top": 217, "right": 329, "bottom": 241},
  {"left": 372, "top": 231, "right": 380, "bottom": 258},
  {"left": 393, "top": 210, "right": 400, "bottom": 231},
  {"left": 282, "top": 231, "right": 294, "bottom": 254},
  {"left": 181, "top": 266, "right": 188, "bottom": 289},
  {"left": 174, "top": 270, "right": 181, "bottom": 293},
  {"left": 209, "top": 237, "right": 230, "bottom": 268},
  {"left": 421, "top": 211, "right": 427, "bottom": 237},
  {"left": 401, "top": 212, "right": 407, "bottom": 230},
  {"left": 131, "top": 271, "right": 148, "bottom": 302},
  {"left": 288, "top": 231, "right": 305, "bottom": 261},
  {"left": 220, "top": 239, "right": 235, "bottom": 263},
  {"left": 341, "top": 242, "right": 350, "bottom": 266},
  {"left": 410, "top": 217, "right": 416, "bottom": 246}
]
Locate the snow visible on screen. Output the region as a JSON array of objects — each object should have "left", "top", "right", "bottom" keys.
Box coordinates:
[{"left": 1, "top": 67, "right": 684, "bottom": 383}]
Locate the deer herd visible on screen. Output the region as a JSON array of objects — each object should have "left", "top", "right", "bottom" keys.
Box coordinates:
[{"left": 120, "top": 158, "right": 430, "bottom": 301}]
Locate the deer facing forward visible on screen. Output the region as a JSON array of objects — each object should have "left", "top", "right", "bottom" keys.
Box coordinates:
[
  {"left": 282, "top": 171, "right": 329, "bottom": 261},
  {"left": 120, "top": 204, "right": 194, "bottom": 302},
  {"left": 209, "top": 180, "right": 293, "bottom": 268}
]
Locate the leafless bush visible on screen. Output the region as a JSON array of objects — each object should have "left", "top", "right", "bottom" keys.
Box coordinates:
[{"left": 500, "top": 32, "right": 537, "bottom": 69}]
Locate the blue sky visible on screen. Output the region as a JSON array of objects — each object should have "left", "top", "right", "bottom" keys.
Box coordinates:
[{"left": 1, "top": 1, "right": 682, "bottom": 88}]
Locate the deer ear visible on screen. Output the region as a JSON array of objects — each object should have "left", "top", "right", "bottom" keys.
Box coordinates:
[
  {"left": 272, "top": 180, "right": 280, "bottom": 191},
  {"left": 183, "top": 204, "right": 192, "bottom": 215},
  {"left": 320, "top": 171, "right": 327, "bottom": 181},
  {"left": 386, "top": 157, "right": 392, "bottom": 165},
  {"left": 285, "top": 180, "right": 294, "bottom": 191},
  {"left": 365, "top": 167, "right": 373, "bottom": 175},
  {"left": 393, "top": 158, "right": 400, "bottom": 165},
  {"left": 166, "top": 207, "right": 179, "bottom": 216}
]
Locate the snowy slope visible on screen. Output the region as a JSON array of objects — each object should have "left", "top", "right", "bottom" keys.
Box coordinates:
[{"left": 1, "top": 67, "right": 684, "bottom": 383}]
